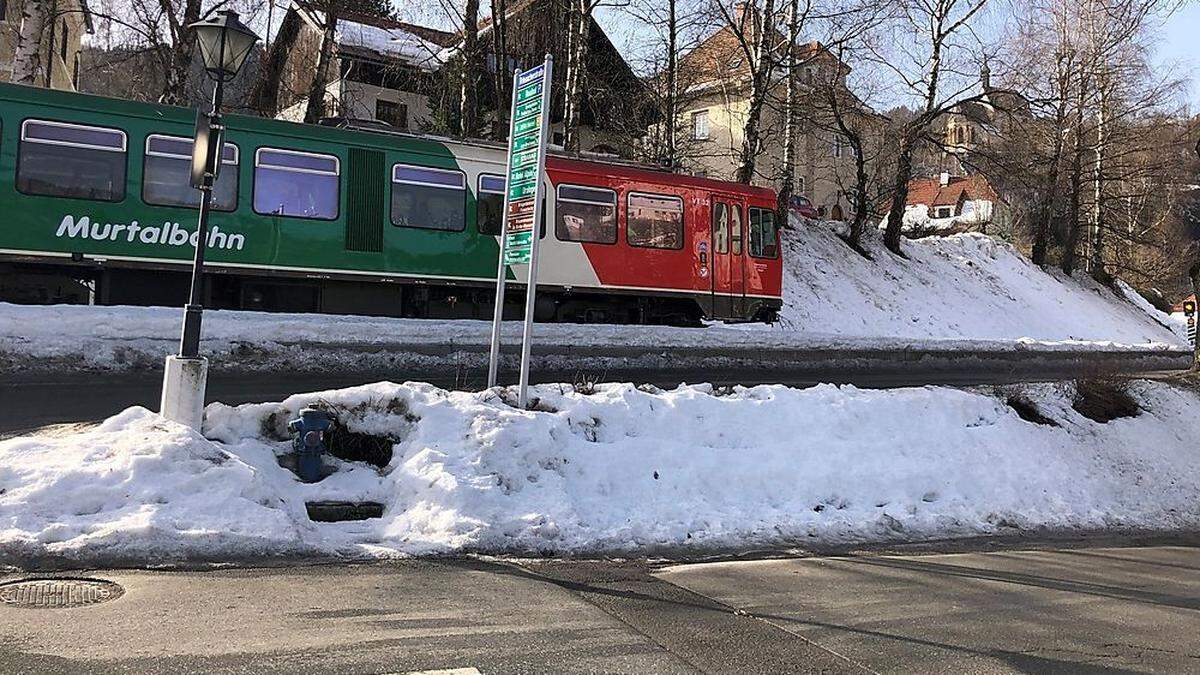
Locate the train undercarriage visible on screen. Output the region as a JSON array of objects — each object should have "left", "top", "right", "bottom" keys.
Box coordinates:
[{"left": 0, "top": 259, "right": 768, "bottom": 327}]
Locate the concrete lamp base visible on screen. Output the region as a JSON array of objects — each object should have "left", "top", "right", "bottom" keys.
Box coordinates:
[{"left": 160, "top": 355, "right": 209, "bottom": 431}]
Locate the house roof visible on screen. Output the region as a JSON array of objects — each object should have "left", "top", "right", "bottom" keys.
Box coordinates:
[
  {"left": 292, "top": 1, "right": 456, "bottom": 70},
  {"left": 906, "top": 174, "right": 999, "bottom": 208},
  {"left": 677, "top": 4, "right": 841, "bottom": 93}
]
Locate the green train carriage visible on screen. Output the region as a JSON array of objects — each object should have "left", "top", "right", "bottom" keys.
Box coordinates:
[{"left": 0, "top": 81, "right": 509, "bottom": 317}]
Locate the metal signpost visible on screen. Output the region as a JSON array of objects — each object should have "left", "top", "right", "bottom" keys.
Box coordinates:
[{"left": 487, "top": 55, "right": 554, "bottom": 408}]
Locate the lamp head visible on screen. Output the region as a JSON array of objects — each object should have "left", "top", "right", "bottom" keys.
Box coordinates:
[{"left": 191, "top": 10, "right": 259, "bottom": 82}]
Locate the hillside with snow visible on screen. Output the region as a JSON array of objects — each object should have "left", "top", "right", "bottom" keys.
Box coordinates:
[{"left": 773, "top": 221, "right": 1186, "bottom": 345}]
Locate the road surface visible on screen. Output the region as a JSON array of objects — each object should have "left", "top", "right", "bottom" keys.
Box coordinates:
[{"left": 2, "top": 537, "right": 1198, "bottom": 673}]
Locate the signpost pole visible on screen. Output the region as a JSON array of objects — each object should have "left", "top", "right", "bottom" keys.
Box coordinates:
[
  {"left": 517, "top": 55, "right": 553, "bottom": 409},
  {"left": 486, "top": 67, "right": 523, "bottom": 389}
]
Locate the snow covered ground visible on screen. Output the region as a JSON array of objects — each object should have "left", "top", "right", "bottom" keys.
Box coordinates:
[
  {"left": 0, "top": 224, "right": 1188, "bottom": 375},
  {"left": 776, "top": 221, "right": 1187, "bottom": 344},
  {"left": 2, "top": 378, "right": 1198, "bottom": 564}
]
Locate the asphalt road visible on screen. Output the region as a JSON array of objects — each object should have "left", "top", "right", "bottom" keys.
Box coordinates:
[
  {"left": 2, "top": 539, "right": 1198, "bottom": 673},
  {"left": 1, "top": 362, "right": 1191, "bottom": 437}
]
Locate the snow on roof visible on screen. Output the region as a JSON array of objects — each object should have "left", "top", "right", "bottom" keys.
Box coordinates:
[{"left": 335, "top": 17, "right": 446, "bottom": 71}]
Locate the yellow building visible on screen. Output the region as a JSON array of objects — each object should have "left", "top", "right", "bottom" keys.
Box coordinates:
[{"left": 672, "top": 8, "right": 859, "bottom": 218}]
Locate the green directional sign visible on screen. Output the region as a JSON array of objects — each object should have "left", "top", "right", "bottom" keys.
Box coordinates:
[
  {"left": 512, "top": 133, "right": 539, "bottom": 153},
  {"left": 508, "top": 180, "right": 537, "bottom": 202},
  {"left": 516, "top": 81, "right": 542, "bottom": 103},
  {"left": 512, "top": 148, "right": 538, "bottom": 168},
  {"left": 513, "top": 115, "right": 540, "bottom": 138},
  {"left": 500, "top": 61, "right": 550, "bottom": 267}
]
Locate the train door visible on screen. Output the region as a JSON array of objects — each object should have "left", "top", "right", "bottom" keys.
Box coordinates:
[{"left": 709, "top": 197, "right": 746, "bottom": 319}]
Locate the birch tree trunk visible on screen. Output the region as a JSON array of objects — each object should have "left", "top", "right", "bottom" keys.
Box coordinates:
[
  {"left": 158, "top": 0, "right": 203, "bottom": 105},
  {"left": 1089, "top": 80, "right": 1108, "bottom": 279},
  {"left": 776, "top": 0, "right": 800, "bottom": 219},
  {"left": 460, "top": 0, "right": 481, "bottom": 137},
  {"left": 562, "top": 0, "right": 591, "bottom": 151},
  {"left": 12, "top": 0, "right": 49, "bottom": 85},
  {"left": 734, "top": 0, "right": 776, "bottom": 185},
  {"left": 1061, "top": 58, "right": 1090, "bottom": 276}
]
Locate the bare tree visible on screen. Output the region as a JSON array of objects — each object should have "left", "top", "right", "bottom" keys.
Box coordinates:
[
  {"left": 877, "top": 0, "right": 990, "bottom": 255},
  {"left": 562, "top": 0, "right": 607, "bottom": 151},
  {"left": 713, "top": 0, "right": 781, "bottom": 184}
]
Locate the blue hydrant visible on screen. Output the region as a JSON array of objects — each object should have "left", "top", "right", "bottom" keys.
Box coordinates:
[{"left": 287, "top": 408, "right": 335, "bottom": 483}]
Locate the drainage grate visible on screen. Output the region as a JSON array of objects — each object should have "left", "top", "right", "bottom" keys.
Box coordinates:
[{"left": 0, "top": 578, "right": 124, "bottom": 609}]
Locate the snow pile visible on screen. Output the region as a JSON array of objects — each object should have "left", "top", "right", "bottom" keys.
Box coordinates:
[
  {"left": 777, "top": 221, "right": 1184, "bottom": 345},
  {"left": 4, "top": 379, "right": 1199, "bottom": 563}
]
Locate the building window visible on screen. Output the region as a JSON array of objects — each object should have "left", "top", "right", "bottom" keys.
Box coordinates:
[
  {"left": 375, "top": 99, "right": 408, "bottom": 130},
  {"left": 627, "top": 192, "right": 684, "bottom": 249},
  {"left": 17, "top": 119, "right": 127, "bottom": 201},
  {"left": 143, "top": 134, "right": 238, "bottom": 211},
  {"left": 72, "top": 52, "right": 81, "bottom": 90},
  {"left": 691, "top": 110, "right": 709, "bottom": 140},
  {"left": 391, "top": 164, "right": 466, "bottom": 231},
  {"left": 0, "top": 0, "right": 7, "bottom": 22},
  {"left": 477, "top": 174, "right": 505, "bottom": 235},
  {"left": 795, "top": 175, "right": 805, "bottom": 195},
  {"left": 253, "top": 148, "right": 340, "bottom": 219},
  {"left": 934, "top": 205, "right": 954, "bottom": 218},
  {"left": 60, "top": 20, "right": 68, "bottom": 61},
  {"left": 748, "top": 207, "right": 778, "bottom": 258},
  {"left": 556, "top": 184, "right": 617, "bottom": 244},
  {"left": 833, "top": 135, "right": 845, "bottom": 158}
]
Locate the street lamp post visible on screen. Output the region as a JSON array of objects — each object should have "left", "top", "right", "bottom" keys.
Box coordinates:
[{"left": 160, "top": 9, "right": 259, "bottom": 430}]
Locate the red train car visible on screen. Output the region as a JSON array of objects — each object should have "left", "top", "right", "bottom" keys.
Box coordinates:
[{"left": 535, "top": 156, "right": 783, "bottom": 324}]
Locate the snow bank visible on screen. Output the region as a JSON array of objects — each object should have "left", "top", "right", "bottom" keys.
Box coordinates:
[
  {"left": 4, "top": 379, "right": 1199, "bottom": 563},
  {"left": 776, "top": 222, "right": 1184, "bottom": 345}
]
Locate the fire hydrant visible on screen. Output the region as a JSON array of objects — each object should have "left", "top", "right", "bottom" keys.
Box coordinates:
[{"left": 287, "top": 408, "right": 335, "bottom": 483}]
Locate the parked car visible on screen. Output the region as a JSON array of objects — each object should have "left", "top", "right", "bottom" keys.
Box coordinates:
[{"left": 789, "top": 195, "right": 819, "bottom": 220}]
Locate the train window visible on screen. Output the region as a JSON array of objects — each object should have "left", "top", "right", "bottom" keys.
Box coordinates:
[
  {"left": 253, "top": 147, "right": 339, "bottom": 220},
  {"left": 556, "top": 184, "right": 616, "bottom": 244},
  {"left": 143, "top": 134, "right": 238, "bottom": 211},
  {"left": 17, "top": 119, "right": 127, "bottom": 201},
  {"left": 712, "top": 202, "right": 729, "bottom": 254},
  {"left": 731, "top": 205, "right": 743, "bottom": 255},
  {"left": 391, "top": 164, "right": 466, "bottom": 231},
  {"left": 627, "top": 192, "right": 684, "bottom": 250},
  {"left": 477, "top": 174, "right": 506, "bottom": 235},
  {"left": 749, "top": 207, "right": 779, "bottom": 258}
]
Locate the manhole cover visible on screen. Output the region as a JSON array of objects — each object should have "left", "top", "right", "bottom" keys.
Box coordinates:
[{"left": 0, "top": 578, "right": 124, "bottom": 609}]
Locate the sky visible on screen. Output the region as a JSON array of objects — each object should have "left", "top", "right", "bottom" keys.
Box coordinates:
[{"left": 1156, "top": 1, "right": 1200, "bottom": 110}]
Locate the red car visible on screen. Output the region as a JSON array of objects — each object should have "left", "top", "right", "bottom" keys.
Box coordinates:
[{"left": 789, "top": 195, "right": 819, "bottom": 220}]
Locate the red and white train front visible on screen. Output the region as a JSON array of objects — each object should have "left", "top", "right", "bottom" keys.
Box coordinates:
[{"left": 521, "top": 156, "right": 783, "bottom": 324}]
